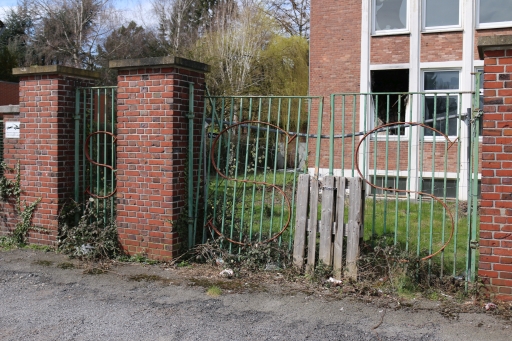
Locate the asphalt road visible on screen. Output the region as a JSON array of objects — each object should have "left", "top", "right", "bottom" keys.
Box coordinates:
[{"left": 0, "top": 248, "right": 510, "bottom": 341}]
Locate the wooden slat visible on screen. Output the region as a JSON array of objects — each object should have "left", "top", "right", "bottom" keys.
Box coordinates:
[
  {"left": 293, "top": 174, "right": 310, "bottom": 268},
  {"left": 333, "top": 176, "right": 346, "bottom": 279},
  {"left": 306, "top": 177, "right": 319, "bottom": 273},
  {"left": 319, "top": 176, "right": 335, "bottom": 266},
  {"left": 345, "top": 177, "right": 363, "bottom": 280}
]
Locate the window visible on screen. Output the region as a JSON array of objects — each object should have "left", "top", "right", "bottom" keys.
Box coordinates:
[
  {"left": 423, "top": 0, "right": 460, "bottom": 30},
  {"left": 477, "top": 0, "right": 512, "bottom": 28},
  {"left": 371, "top": 69, "right": 409, "bottom": 135},
  {"left": 373, "top": 0, "right": 408, "bottom": 34},
  {"left": 423, "top": 70, "right": 460, "bottom": 137}
]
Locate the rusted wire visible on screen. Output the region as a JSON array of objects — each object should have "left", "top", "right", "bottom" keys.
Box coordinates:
[
  {"left": 206, "top": 121, "right": 296, "bottom": 246},
  {"left": 84, "top": 131, "right": 117, "bottom": 199},
  {"left": 355, "top": 121, "right": 457, "bottom": 261}
]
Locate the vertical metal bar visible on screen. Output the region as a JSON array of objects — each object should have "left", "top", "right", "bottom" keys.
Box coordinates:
[
  {"left": 417, "top": 94, "right": 425, "bottom": 257},
  {"left": 453, "top": 99, "right": 463, "bottom": 276},
  {"left": 429, "top": 94, "right": 438, "bottom": 276},
  {"left": 103, "top": 88, "right": 107, "bottom": 225},
  {"left": 341, "top": 95, "right": 346, "bottom": 172},
  {"left": 372, "top": 94, "right": 378, "bottom": 238},
  {"left": 470, "top": 74, "right": 481, "bottom": 283},
  {"left": 329, "top": 95, "right": 335, "bottom": 175},
  {"left": 96, "top": 88, "right": 100, "bottom": 215},
  {"left": 351, "top": 95, "right": 356, "bottom": 177},
  {"left": 111, "top": 88, "right": 115, "bottom": 221},
  {"left": 195, "top": 99, "right": 207, "bottom": 243},
  {"left": 269, "top": 98, "right": 282, "bottom": 239},
  {"left": 281, "top": 98, "right": 292, "bottom": 248},
  {"left": 406, "top": 94, "right": 414, "bottom": 251},
  {"left": 258, "top": 99, "right": 272, "bottom": 242},
  {"left": 74, "top": 89, "right": 81, "bottom": 204},
  {"left": 187, "top": 83, "right": 195, "bottom": 249},
  {"left": 249, "top": 99, "right": 264, "bottom": 241},
  {"left": 289, "top": 98, "right": 304, "bottom": 249},
  {"left": 229, "top": 98, "right": 241, "bottom": 252},
  {"left": 440, "top": 94, "right": 451, "bottom": 277},
  {"left": 383, "top": 95, "right": 390, "bottom": 235},
  {"left": 394, "top": 94, "right": 402, "bottom": 245},
  {"left": 220, "top": 98, "right": 233, "bottom": 239},
  {"left": 314, "top": 98, "right": 324, "bottom": 176},
  {"left": 239, "top": 98, "right": 253, "bottom": 250}
]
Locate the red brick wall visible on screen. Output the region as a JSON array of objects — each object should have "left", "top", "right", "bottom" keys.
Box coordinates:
[
  {"left": 0, "top": 112, "right": 20, "bottom": 235},
  {"left": 0, "top": 81, "right": 19, "bottom": 105},
  {"left": 115, "top": 66, "right": 205, "bottom": 260},
  {"left": 8, "top": 74, "right": 95, "bottom": 245},
  {"left": 421, "top": 32, "right": 463, "bottom": 62},
  {"left": 479, "top": 48, "right": 512, "bottom": 301},
  {"left": 371, "top": 35, "right": 410, "bottom": 64}
]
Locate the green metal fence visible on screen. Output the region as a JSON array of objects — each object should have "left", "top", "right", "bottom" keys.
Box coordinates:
[
  {"left": 193, "top": 96, "right": 323, "bottom": 253},
  {"left": 74, "top": 86, "right": 117, "bottom": 223},
  {"left": 194, "top": 83, "right": 481, "bottom": 281}
]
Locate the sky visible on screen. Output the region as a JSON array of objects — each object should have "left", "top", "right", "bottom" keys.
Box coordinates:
[{"left": 0, "top": 0, "right": 155, "bottom": 27}]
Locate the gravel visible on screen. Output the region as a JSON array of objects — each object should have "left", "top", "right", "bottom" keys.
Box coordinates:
[{"left": 0, "top": 248, "right": 510, "bottom": 341}]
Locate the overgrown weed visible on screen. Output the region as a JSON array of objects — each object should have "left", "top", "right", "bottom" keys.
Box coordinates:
[{"left": 58, "top": 198, "right": 121, "bottom": 260}]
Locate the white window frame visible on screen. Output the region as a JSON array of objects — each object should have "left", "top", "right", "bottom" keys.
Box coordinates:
[
  {"left": 421, "top": 0, "right": 462, "bottom": 32},
  {"left": 372, "top": 0, "right": 410, "bottom": 36},
  {"left": 421, "top": 69, "right": 461, "bottom": 139},
  {"left": 476, "top": 0, "right": 512, "bottom": 29}
]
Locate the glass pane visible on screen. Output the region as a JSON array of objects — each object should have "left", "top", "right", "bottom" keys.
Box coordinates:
[
  {"left": 479, "top": 0, "right": 512, "bottom": 24},
  {"left": 424, "top": 71, "right": 459, "bottom": 90},
  {"left": 425, "top": 0, "right": 459, "bottom": 27},
  {"left": 424, "top": 96, "right": 458, "bottom": 136},
  {"left": 375, "top": 0, "right": 407, "bottom": 31}
]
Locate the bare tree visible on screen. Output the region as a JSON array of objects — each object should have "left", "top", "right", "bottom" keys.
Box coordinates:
[
  {"left": 265, "top": 0, "right": 310, "bottom": 38},
  {"left": 151, "top": 0, "right": 198, "bottom": 55},
  {"left": 24, "top": 0, "right": 118, "bottom": 68},
  {"left": 194, "top": 0, "right": 276, "bottom": 95}
]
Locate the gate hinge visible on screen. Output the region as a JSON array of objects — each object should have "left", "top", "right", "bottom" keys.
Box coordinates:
[{"left": 470, "top": 240, "right": 479, "bottom": 249}]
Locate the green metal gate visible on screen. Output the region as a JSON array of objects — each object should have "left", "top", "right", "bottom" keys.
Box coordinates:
[
  {"left": 74, "top": 86, "right": 117, "bottom": 223},
  {"left": 193, "top": 76, "right": 481, "bottom": 282}
]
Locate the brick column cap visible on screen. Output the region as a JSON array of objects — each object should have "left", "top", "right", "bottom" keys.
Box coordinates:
[
  {"left": 0, "top": 105, "right": 19, "bottom": 113},
  {"left": 109, "top": 56, "right": 210, "bottom": 73},
  {"left": 478, "top": 34, "right": 512, "bottom": 59},
  {"left": 12, "top": 65, "right": 100, "bottom": 79}
]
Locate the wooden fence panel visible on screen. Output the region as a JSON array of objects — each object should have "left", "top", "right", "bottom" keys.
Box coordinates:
[{"left": 293, "top": 174, "right": 310, "bottom": 268}]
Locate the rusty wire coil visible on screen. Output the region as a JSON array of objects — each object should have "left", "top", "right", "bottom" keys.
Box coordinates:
[
  {"left": 84, "top": 131, "right": 118, "bottom": 199},
  {"left": 355, "top": 121, "right": 458, "bottom": 261},
  {"left": 206, "top": 121, "right": 296, "bottom": 246}
]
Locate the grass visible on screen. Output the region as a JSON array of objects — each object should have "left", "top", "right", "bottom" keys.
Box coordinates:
[
  {"left": 204, "top": 170, "right": 479, "bottom": 278},
  {"left": 206, "top": 285, "right": 222, "bottom": 297}
]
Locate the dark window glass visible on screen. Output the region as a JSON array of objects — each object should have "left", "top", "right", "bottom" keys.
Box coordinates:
[
  {"left": 424, "top": 71, "right": 459, "bottom": 90},
  {"left": 424, "top": 96, "right": 458, "bottom": 136}
]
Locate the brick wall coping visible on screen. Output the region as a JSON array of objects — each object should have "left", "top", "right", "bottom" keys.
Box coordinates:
[
  {"left": 0, "top": 80, "right": 19, "bottom": 85},
  {"left": 109, "top": 56, "right": 210, "bottom": 73},
  {"left": 478, "top": 34, "right": 512, "bottom": 59},
  {"left": 12, "top": 65, "right": 100, "bottom": 79},
  {"left": 0, "top": 105, "right": 20, "bottom": 113}
]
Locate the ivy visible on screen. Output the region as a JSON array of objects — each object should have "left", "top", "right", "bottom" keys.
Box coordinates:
[{"left": 0, "top": 161, "right": 44, "bottom": 246}]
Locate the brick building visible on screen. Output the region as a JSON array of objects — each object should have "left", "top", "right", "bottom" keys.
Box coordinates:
[
  {"left": 0, "top": 81, "right": 19, "bottom": 106},
  {"left": 310, "top": 0, "right": 512, "bottom": 199}
]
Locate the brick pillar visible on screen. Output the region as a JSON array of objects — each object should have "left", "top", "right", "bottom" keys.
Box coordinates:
[
  {"left": 10, "top": 66, "right": 99, "bottom": 245},
  {"left": 478, "top": 36, "right": 512, "bottom": 301},
  {"left": 110, "top": 57, "right": 209, "bottom": 261}
]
